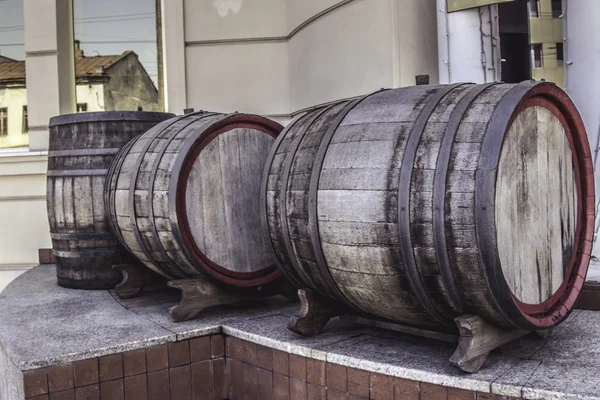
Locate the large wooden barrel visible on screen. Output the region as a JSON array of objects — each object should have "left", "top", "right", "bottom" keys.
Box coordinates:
[
  {"left": 105, "top": 112, "right": 283, "bottom": 287},
  {"left": 262, "top": 81, "right": 594, "bottom": 330},
  {"left": 47, "top": 111, "right": 174, "bottom": 289}
]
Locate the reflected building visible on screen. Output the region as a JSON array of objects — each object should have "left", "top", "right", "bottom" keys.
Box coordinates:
[{"left": 0, "top": 41, "right": 159, "bottom": 149}]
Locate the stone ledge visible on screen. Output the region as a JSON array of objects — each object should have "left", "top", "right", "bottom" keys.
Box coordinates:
[{"left": 1, "top": 265, "right": 600, "bottom": 400}]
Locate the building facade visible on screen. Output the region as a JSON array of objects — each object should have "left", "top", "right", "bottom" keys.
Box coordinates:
[
  {"left": 0, "top": 42, "right": 159, "bottom": 150},
  {"left": 528, "top": 0, "right": 564, "bottom": 86}
]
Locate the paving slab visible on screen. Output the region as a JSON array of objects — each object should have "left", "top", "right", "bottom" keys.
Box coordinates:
[{"left": 0, "top": 266, "right": 176, "bottom": 369}]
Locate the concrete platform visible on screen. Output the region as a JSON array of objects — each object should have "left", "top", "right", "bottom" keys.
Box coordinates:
[{"left": 1, "top": 265, "right": 600, "bottom": 399}]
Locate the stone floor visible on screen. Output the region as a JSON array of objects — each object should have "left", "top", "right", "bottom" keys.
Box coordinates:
[{"left": 2, "top": 265, "right": 600, "bottom": 399}]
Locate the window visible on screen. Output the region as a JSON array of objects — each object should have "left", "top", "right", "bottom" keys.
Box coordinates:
[
  {"left": 0, "top": 108, "right": 7, "bottom": 136},
  {"left": 531, "top": 44, "right": 543, "bottom": 69},
  {"left": 528, "top": 0, "right": 540, "bottom": 18},
  {"left": 556, "top": 42, "right": 564, "bottom": 67},
  {"left": 22, "top": 106, "right": 28, "bottom": 134},
  {"left": 551, "top": 0, "right": 562, "bottom": 18},
  {"left": 77, "top": 103, "right": 88, "bottom": 112}
]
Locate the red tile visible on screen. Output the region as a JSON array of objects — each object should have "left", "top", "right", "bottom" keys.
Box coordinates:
[
  {"left": 421, "top": 383, "right": 448, "bottom": 400},
  {"left": 306, "top": 359, "right": 325, "bottom": 387},
  {"left": 290, "top": 378, "right": 307, "bottom": 400},
  {"left": 326, "top": 390, "right": 347, "bottom": 400},
  {"left": 24, "top": 368, "right": 48, "bottom": 397},
  {"left": 190, "top": 337, "right": 211, "bottom": 363},
  {"left": 256, "top": 345, "right": 273, "bottom": 371},
  {"left": 243, "top": 362, "right": 259, "bottom": 400},
  {"left": 212, "top": 358, "right": 226, "bottom": 400},
  {"left": 448, "top": 387, "right": 475, "bottom": 400},
  {"left": 394, "top": 377, "right": 420, "bottom": 400},
  {"left": 273, "top": 350, "right": 289, "bottom": 376},
  {"left": 123, "top": 350, "right": 146, "bottom": 377},
  {"left": 73, "top": 359, "right": 99, "bottom": 387},
  {"left": 191, "top": 361, "right": 212, "bottom": 400},
  {"left": 170, "top": 365, "right": 192, "bottom": 400},
  {"left": 124, "top": 374, "right": 147, "bottom": 400},
  {"left": 147, "top": 370, "right": 170, "bottom": 400},
  {"left": 49, "top": 389, "right": 75, "bottom": 400},
  {"left": 226, "top": 336, "right": 243, "bottom": 360},
  {"left": 307, "top": 384, "right": 326, "bottom": 400},
  {"left": 47, "top": 364, "right": 74, "bottom": 393},
  {"left": 326, "top": 363, "right": 347, "bottom": 393},
  {"left": 227, "top": 358, "right": 244, "bottom": 400},
  {"left": 369, "top": 373, "right": 394, "bottom": 400},
  {"left": 289, "top": 355, "right": 307, "bottom": 381},
  {"left": 258, "top": 368, "right": 274, "bottom": 400},
  {"left": 273, "top": 373, "right": 290, "bottom": 400},
  {"left": 243, "top": 341, "right": 258, "bottom": 366},
  {"left": 99, "top": 354, "right": 123, "bottom": 382},
  {"left": 100, "top": 379, "right": 124, "bottom": 400},
  {"left": 346, "top": 368, "right": 368, "bottom": 398},
  {"left": 75, "top": 384, "right": 100, "bottom": 400},
  {"left": 169, "top": 341, "right": 191, "bottom": 368},
  {"left": 146, "top": 345, "right": 168, "bottom": 372},
  {"left": 27, "top": 395, "right": 50, "bottom": 400},
  {"left": 211, "top": 335, "right": 225, "bottom": 358}
]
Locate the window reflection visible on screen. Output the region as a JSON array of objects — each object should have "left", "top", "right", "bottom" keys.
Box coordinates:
[
  {"left": 0, "top": 0, "right": 28, "bottom": 149},
  {"left": 73, "top": 0, "right": 163, "bottom": 112}
]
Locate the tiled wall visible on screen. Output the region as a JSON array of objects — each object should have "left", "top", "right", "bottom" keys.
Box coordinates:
[
  {"left": 22, "top": 335, "right": 226, "bottom": 400},
  {"left": 224, "top": 336, "right": 522, "bottom": 400},
  {"left": 21, "top": 334, "right": 522, "bottom": 400}
]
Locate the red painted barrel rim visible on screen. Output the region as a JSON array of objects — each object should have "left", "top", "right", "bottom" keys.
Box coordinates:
[
  {"left": 175, "top": 114, "right": 283, "bottom": 287},
  {"left": 503, "top": 84, "right": 594, "bottom": 327}
]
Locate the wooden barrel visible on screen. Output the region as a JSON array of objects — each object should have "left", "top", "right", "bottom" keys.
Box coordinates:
[
  {"left": 105, "top": 112, "right": 283, "bottom": 287},
  {"left": 47, "top": 111, "right": 174, "bottom": 289},
  {"left": 262, "top": 81, "right": 594, "bottom": 330}
]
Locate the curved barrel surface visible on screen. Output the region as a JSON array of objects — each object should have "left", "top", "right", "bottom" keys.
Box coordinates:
[
  {"left": 262, "top": 82, "right": 594, "bottom": 330},
  {"left": 106, "top": 112, "right": 283, "bottom": 288},
  {"left": 47, "top": 111, "right": 174, "bottom": 289}
]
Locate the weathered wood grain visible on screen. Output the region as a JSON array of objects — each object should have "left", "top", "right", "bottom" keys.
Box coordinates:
[
  {"left": 495, "top": 106, "right": 576, "bottom": 304},
  {"left": 106, "top": 112, "right": 282, "bottom": 287},
  {"left": 264, "top": 83, "right": 589, "bottom": 333},
  {"left": 48, "top": 113, "right": 172, "bottom": 289}
]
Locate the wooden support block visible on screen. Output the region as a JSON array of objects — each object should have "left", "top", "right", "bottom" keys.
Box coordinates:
[
  {"left": 168, "top": 278, "right": 253, "bottom": 322},
  {"left": 259, "top": 278, "right": 300, "bottom": 302},
  {"left": 449, "top": 315, "right": 529, "bottom": 373},
  {"left": 288, "top": 289, "right": 343, "bottom": 336},
  {"left": 114, "top": 264, "right": 166, "bottom": 299}
]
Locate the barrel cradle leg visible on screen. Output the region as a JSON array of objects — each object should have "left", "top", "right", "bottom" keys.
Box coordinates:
[
  {"left": 449, "top": 315, "right": 530, "bottom": 373},
  {"left": 288, "top": 289, "right": 347, "bottom": 336},
  {"left": 113, "top": 264, "right": 167, "bottom": 299},
  {"left": 259, "top": 278, "right": 300, "bottom": 302},
  {"left": 167, "top": 278, "right": 256, "bottom": 322}
]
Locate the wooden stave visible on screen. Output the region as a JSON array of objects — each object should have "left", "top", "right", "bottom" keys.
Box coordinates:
[
  {"left": 106, "top": 113, "right": 284, "bottom": 287},
  {"left": 48, "top": 113, "right": 174, "bottom": 289},
  {"left": 265, "top": 82, "right": 593, "bottom": 330},
  {"left": 106, "top": 113, "right": 219, "bottom": 279}
]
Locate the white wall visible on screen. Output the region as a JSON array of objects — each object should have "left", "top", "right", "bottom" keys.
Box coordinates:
[
  {"left": 0, "top": 152, "right": 50, "bottom": 267},
  {"left": 0, "top": 88, "right": 29, "bottom": 148},
  {"left": 167, "top": 0, "right": 440, "bottom": 119},
  {"left": 75, "top": 84, "right": 105, "bottom": 112}
]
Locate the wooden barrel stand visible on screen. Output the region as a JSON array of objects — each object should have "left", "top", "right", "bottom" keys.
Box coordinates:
[
  {"left": 105, "top": 112, "right": 297, "bottom": 320},
  {"left": 262, "top": 82, "right": 594, "bottom": 372}
]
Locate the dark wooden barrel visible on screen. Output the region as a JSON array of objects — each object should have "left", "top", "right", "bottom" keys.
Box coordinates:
[
  {"left": 262, "top": 81, "right": 594, "bottom": 331},
  {"left": 47, "top": 111, "right": 174, "bottom": 289},
  {"left": 105, "top": 112, "right": 283, "bottom": 287}
]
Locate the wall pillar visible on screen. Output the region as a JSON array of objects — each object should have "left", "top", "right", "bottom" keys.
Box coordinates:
[
  {"left": 23, "top": 0, "right": 76, "bottom": 151},
  {"left": 161, "top": 0, "right": 187, "bottom": 115}
]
